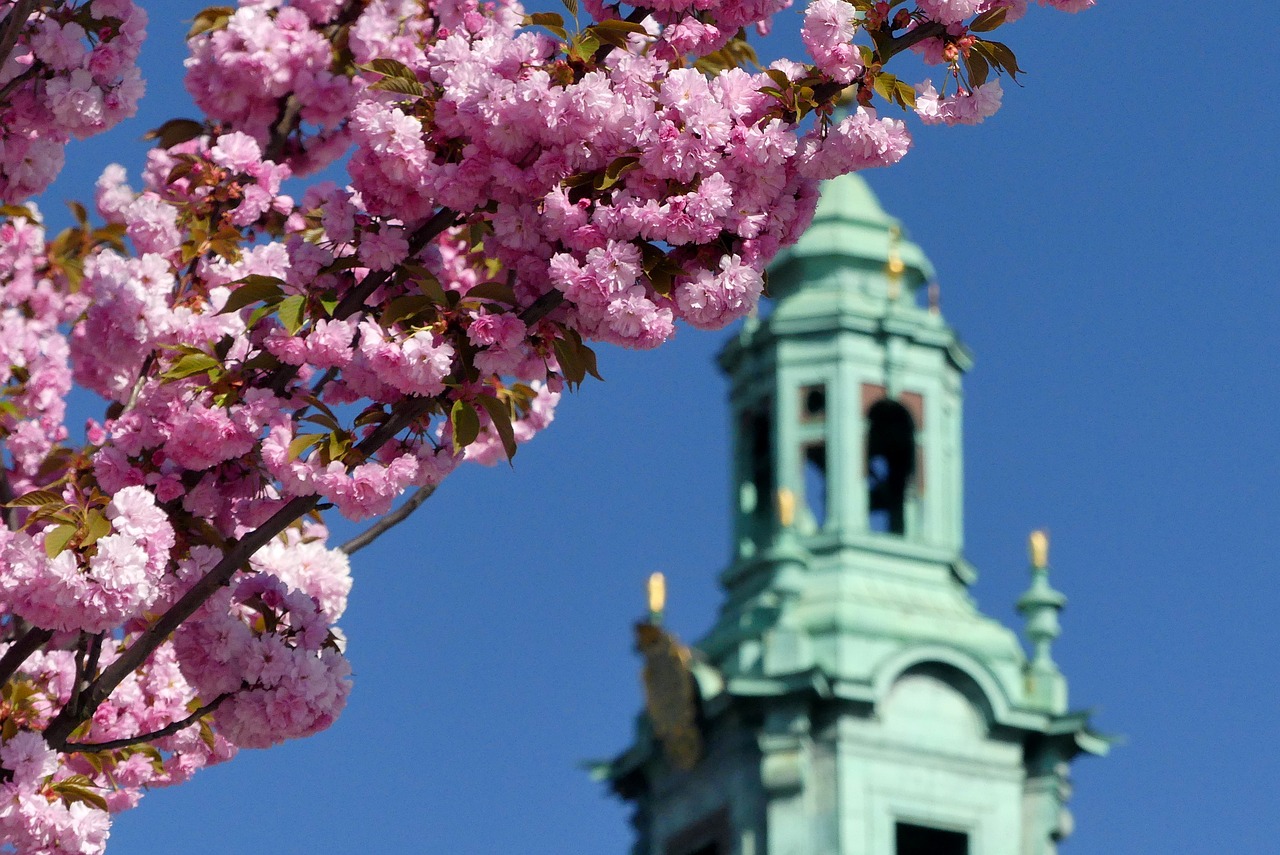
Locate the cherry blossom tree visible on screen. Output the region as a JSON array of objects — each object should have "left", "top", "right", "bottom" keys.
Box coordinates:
[{"left": 0, "top": 0, "right": 1090, "bottom": 850}]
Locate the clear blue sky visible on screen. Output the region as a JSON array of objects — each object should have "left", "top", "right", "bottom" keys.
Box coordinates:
[{"left": 39, "top": 2, "right": 1280, "bottom": 853}]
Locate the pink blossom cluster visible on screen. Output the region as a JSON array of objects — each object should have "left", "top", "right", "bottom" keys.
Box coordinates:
[
  {"left": 0, "top": 524, "right": 353, "bottom": 845},
  {"left": 0, "top": 638, "right": 236, "bottom": 853},
  {"left": 919, "top": 0, "right": 1090, "bottom": 26},
  {"left": 0, "top": 0, "right": 146, "bottom": 202},
  {"left": 0, "top": 0, "right": 1092, "bottom": 847},
  {"left": 0, "top": 486, "right": 173, "bottom": 633},
  {"left": 173, "top": 564, "right": 351, "bottom": 749},
  {"left": 0, "top": 730, "right": 110, "bottom": 855},
  {"left": 801, "top": 0, "right": 864, "bottom": 84},
  {"left": 0, "top": 208, "right": 79, "bottom": 493},
  {"left": 914, "top": 79, "right": 1003, "bottom": 125}
]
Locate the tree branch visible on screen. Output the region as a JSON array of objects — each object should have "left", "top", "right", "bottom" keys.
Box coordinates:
[
  {"left": 879, "top": 20, "right": 947, "bottom": 64},
  {"left": 339, "top": 483, "right": 436, "bottom": 555},
  {"left": 518, "top": 288, "right": 565, "bottom": 326},
  {"left": 43, "top": 395, "right": 436, "bottom": 749},
  {"left": 63, "top": 693, "right": 231, "bottom": 753},
  {"left": 0, "top": 0, "right": 36, "bottom": 74},
  {"left": 270, "top": 207, "right": 460, "bottom": 397},
  {"left": 0, "top": 625, "right": 53, "bottom": 689}
]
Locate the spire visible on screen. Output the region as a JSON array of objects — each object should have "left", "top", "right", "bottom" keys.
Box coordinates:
[{"left": 1017, "top": 530, "right": 1069, "bottom": 711}]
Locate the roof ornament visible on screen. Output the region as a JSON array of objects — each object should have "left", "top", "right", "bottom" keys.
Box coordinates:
[
  {"left": 776, "top": 487, "right": 797, "bottom": 529},
  {"left": 886, "top": 224, "right": 905, "bottom": 301},
  {"left": 1017, "top": 530, "right": 1067, "bottom": 669},
  {"left": 635, "top": 573, "right": 702, "bottom": 771},
  {"left": 647, "top": 571, "right": 666, "bottom": 625}
]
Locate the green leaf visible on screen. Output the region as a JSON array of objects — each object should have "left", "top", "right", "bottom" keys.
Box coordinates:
[
  {"left": 380, "top": 294, "right": 436, "bottom": 327},
  {"left": 142, "top": 118, "right": 206, "bottom": 149},
  {"left": 964, "top": 49, "right": 990, "bottom": 88},
  {"left": 67, "top": 200, "right": 88, "bottom": 227},
  {"left": 43, "top": 523, "right": 78, "bottom": 558},
  {"left": 301, "top": 412, "right": 343, "bottom": 432},
  {"left": 82, "top": 509, "right": 112, "bottom": 549},
  {"left": 893, "top": 79, "right": 916, "bottom": 109},
  {"left": 353, "top": 407, "right": 389, "bottom": 428},
  {"left": 969, "top": 6, "right": 1007, "bottom": 32},
  {"left": 587, "top": 19, "right": 648, "bottom": 48},
  {"left": 288, "top": 433, "right": 324, "bottom": 460},
  {"left": 450, "top": 399, "right": 480, "bottom": 451},
  {"left": 278, "top": 294, "right": 307, "bottom": 334},
  {"left": 6, "top": 490, "right": 65, "bottom": 508},
  {"left": 371, "top": 76, "right": 425, "bottom": 97},
  {"left": 187, "top": 6, "right": 234, "bottom": 38},
  {"left": 475, "top": 394, "right": 518, "bottom": 462},
  {"left": 552, "top": 336, "right": 584, "bottom": 388},
  {"left": 765, "top": 68, "right": 792, "bottom": 89},
  {"left": 49, "top": 777, "right": 109, "bottom": 812},
  {"left": 220, "top": 275, "right": 286, "bottom": 314},
  {"left": 0, "top": 204, "right": 38, "bottom": 222},
  {"left": 327, "top": 431, "right": 350, "bottom": 462},
  {"left": 974, "top": 38, "right": 1025, "bottom": 80},
  {"left": 199, "top": 718, "right": 217, "bottom": 752},
  {"left": 358, "top": 58, "right": 418, "bottom": 81},
  {"left": 161, "top": 352, "right": 222, "bottom": 382},
  {"left": 523, "top": 11, "right": 565, "bottom": 27},
  {"left": 579, "top": 340, "right": 602, "bottom": 382},
  {"left": 552, "top": 329, "right": 601, "bottom": 388},
  {"left": 464, "top": 282, "right": 518, "bottom": 305}
]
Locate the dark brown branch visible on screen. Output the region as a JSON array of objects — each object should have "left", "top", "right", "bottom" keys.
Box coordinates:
[
  {"left": 339, "top": 483, "right": 436, "bottom": 555},
  {"left": 43, "top": 396, "right": 435, "bottom": 749},
  {"left": 64, "top": 693, "right": 231, "bottom": 753},
  {"left": 0, "top": 0, "right": 37, "bottom": 74},
  {"left": 519, "top": 288, "right": 565, "bottom": 326},
  {"left": 879, "top": 20, "right": 947, "bottom": 64},
  {"left": 269, "top": 207, "right": 460, "bottom": 396},
  {"left": 0, "top": 626, "right": 53, "bottom": 689},
  {"left": 263, "top": 95, "right": 303, "bottom": 163}
]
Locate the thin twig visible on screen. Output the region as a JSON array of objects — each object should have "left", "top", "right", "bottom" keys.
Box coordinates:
[
  {"left": 339, "top": 483, "right": 436, "bottom": 555},
  {"left": 64, "top": 693, "right": 232, "bottom": 753}
]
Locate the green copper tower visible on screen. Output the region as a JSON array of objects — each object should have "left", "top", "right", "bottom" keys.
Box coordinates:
[{"left": 599, "top": 175, "right": 1109, "bottom": 855}]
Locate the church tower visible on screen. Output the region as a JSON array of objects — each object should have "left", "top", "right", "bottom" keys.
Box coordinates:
[{"left": 599, "top": 175, "right": 1109, "bottom": 855}]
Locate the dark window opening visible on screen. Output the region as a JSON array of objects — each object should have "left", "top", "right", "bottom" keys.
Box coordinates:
[
  {"left": 866, "top": 399, "right": 915, "bottom": 535},
  {"left": 896, "top": 822, "right": 968, "bottom": 855},
  {"left": 799, "top": 384, "right": 827, "bottom": 422},
  {"left": 743, "top": 399, "right": 774, "bottom": 525},
  {"left": 803, "top": 442, "right": 827, "bottom": 528},
  {"left": 687, "top": 845, "right": 720, "bottom": 855}
]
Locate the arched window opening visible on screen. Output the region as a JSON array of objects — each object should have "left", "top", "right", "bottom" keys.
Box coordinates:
[
  {"left": 799, "top": 384, "right": 826, "bottom": 422},
  {"left": 896, "top": 823, "right": 968, "bottom": 855},
  {"left": 742, "top": 398, "right": 774, "bottom": 526},
  {"left": 866, "top": 399, "right": 915, "bottom": 535},
  {"left": 802, "top": 442, "right": 827, "bottom": 528}
]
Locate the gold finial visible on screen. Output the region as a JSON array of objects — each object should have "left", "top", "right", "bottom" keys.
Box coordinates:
[
  {"left": 886, "top": 225, "right": 904, "bottom": 300},
  {"left": 1029, "top": 530, "right": 1049, "bottom": 569},
  {"left": 776, "top": 487, "right": 796, "bottom": 528},
  {"left": 647, "top": 572, "right": 666, "bottom": 621}
]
